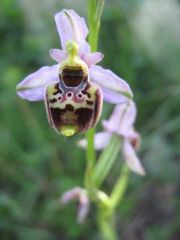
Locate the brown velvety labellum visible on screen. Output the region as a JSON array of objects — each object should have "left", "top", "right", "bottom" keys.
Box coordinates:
[{"left": 45, "top": 66, "right": 103, "bottom": 136}]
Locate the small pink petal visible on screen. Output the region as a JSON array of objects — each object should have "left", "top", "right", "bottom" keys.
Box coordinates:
[
  {"left": 100, "top": 86, "right": 129, "bottom": 104},
  {"left": 78, "top": 131, "right": 112, "bottom": 150},
  {"left": 49, "top": 49, "right": 67, "bottom": 62},
  {"left": 122, "top": 140, "right": 145, "bottom": 176},
  {"left": 89, "top": 65, "right": 133, "bottom": 99},
  {"left": 61, "top": 187, "right": 82, "bottom": 203},
  {"left": 81, "top": 52, "right": 104, "bottom": 66},
  {"left": 61, "top": 187, "right": 89, "bottom": 224},
  {"left": 120, "top": 101, "right": 137, "bottom": 134},
  {"left": 55, "top": 9, "right": 90, "bottom": 55},
  {"left": 16, "top": 65, "right": 59, "bottom": 101},
  {"left": 126, "top": 127, "right": 141, "bottom": 150},
  {"left": 103, "top": 101, "right": 137, "bottom": 135},
  {"left": 78, "top": 193, "right": 90, "bottom": 224}
]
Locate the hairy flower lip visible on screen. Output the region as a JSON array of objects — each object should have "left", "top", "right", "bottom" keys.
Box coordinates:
[
  {"left": 16, "top": 9, "right": 133, "bottom": 105},
  {"left": 61, "top": 119, "right": 77, "bottom": 124}
]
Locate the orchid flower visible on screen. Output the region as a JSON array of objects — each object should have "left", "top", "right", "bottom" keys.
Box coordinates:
[
  {"left": 78, "top": 100, "right": 145, "bottom": 176},
  {"left": 61, "top": 187, "right": 89, "bottom": 223},
  {"left": 16, "top": 9, "right": 133, "bottom": 136}
]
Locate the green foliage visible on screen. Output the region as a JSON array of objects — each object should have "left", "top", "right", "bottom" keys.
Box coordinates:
[{"left": 0, "top": 0, "right": 179, "bottom": 239}]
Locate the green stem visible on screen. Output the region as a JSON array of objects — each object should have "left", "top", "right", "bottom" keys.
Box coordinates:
[
  {"left": 85, "top": 128, "right": 96, "bottom": 197},
  {"left": 110, "top": 164, "right": 130, "bottom": 210},
  {"left": 85, "top": 0, "right": 104, "bottom": 198},
  {"left": 93, "top": 135, "right": 120, "bottom": 187},
  {"left": 85, "top": 2, "right": 132, "bottom": 239},
  {"left": 86, "top": 1, "right": 123, "bottom": 239},
  {"left": 96, "top": 191, "right": 118, "bottom": 240},
  {"left": 97, "top": 165, "right": 130, "bottom": 240},
  {"left": 88, "top": 0, "right": 104, "bottom": 51},
  {"left": 86, "top": 128, "right": 96, "bottom": 164},
  {"left": 98, "top": 210, "right": 118, "bottom": 240}
]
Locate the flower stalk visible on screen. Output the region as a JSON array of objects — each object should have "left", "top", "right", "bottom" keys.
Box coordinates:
[
  {"left": 85, "top": 0, "right": 105, "bottom": 196},
  {"left": 88, "top": 0, "right": 104, "bottom": 51},
  {"left": 93, "top": 135, "right": 120, "bottom": 187},
  {"left": 86, "top": 1, "right": 123, "bottom": 239},
  {"left": 98, "top": 210, "right": 118, "bottom": 240},
  {"left": 110, "top": 164, "right": 130, "bottom": 211},
  {"left": 97, "top": 165, "right": 130, "bottom": 240},
  {"left": 85, "top": 1, "right": 135, "bottom": 239}
]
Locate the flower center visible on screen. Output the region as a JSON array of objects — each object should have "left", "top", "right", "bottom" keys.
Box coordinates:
[
  {"left": 66, "top": 41, "right": 79, "bottom": 66},
  {"left": 59, "top": 41, "right": 89, "bottom": 88},
  {"left": 60, "top": 66, "right": 87, "bottom": 87}
]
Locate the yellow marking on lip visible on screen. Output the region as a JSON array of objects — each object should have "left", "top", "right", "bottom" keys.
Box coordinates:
[
  {"left": 60, "top": 125, "right": 77, "bottom": 136},
  {"left": 48, "top": 96, "right": 94, "bottom": 109}
]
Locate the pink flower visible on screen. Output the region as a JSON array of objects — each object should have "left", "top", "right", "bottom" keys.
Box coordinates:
[
  {"left": 16, "top": 9, "right": 133, "bottom": 135},
  {"left": 79, "top": 100, "right": 145, "bottom": 175}
]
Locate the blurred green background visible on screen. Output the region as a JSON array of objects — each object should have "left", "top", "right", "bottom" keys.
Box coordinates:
[{"left": 0, "top": 0, "right": 180, "bottom": 239}]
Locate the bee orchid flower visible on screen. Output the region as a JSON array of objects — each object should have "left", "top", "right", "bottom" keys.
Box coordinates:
[
  {"left": 78, "top": 100, "right": 145, "bottom": 176},
  {"left": 16, "top": 9, "right": 133, "bottom": 136}
]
